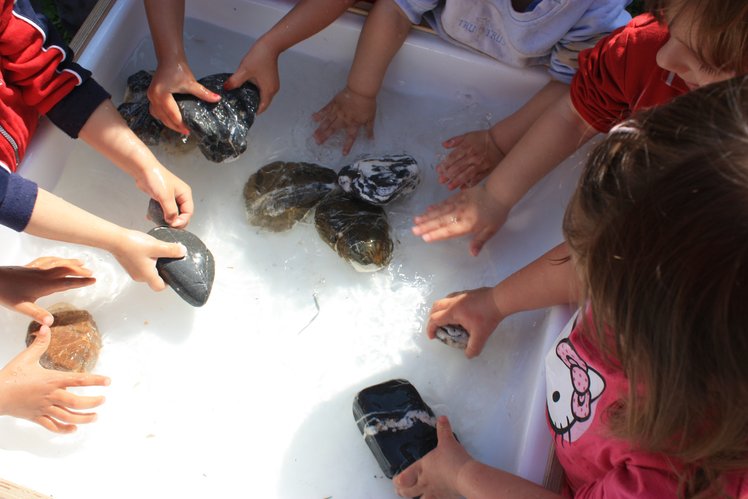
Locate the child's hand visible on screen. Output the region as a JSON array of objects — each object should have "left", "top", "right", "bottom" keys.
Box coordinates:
[
  {"left": 427, "top": 287, "right": 504, "bottom": 358},
  {"left": 224, "top": 40, "right": 279, "bottom": 114},
  {"left": 134, "top": 164, "right": 194, "bottom": 228},
  {"left": 437, "top": 130, "right": 505, "bottom": 191},
  {"left": 393, "top": 416, "right": 472, "bottom": 499},
  {"left": 147, "top": 60, "right": 221, "bottom": 135},
  {"left": 109, "top": 229, "right": 186, "bottom": 291},
  {"left": 0, "top": 258, "right": 95, "bottom": 326},
  {"left": 0, "top": 326, "right": 109, "bottom": 433},
  {"left": 312, "top": 86, "right": 376, "bottom": 156},
  {"left": 412, "top": 184, "right": 510, "bottom": 256}
]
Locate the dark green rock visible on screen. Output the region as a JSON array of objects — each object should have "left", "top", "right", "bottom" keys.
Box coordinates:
[{"left": 244, "top": 161, "right": 338, "bottom": 231}]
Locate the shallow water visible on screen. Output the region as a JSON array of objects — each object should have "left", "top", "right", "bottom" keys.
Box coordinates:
[{"left": 0, "top": 16, "right": 581, "bottom": 499}]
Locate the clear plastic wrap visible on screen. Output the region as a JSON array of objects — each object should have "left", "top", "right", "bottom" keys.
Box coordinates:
[
  {"left": 244, "top": 161, "right": 338, "bottom": 231},
  {"left": 26, "top": 303, "right": 101, "bottom": 373},
  {"left": 314, "top": 192, "right": 393, "bottom": 272},
  {"left": 353, "top": 379, "right": 439, "bottom": 479}
]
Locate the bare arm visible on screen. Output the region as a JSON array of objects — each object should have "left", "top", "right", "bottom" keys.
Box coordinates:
[
  {"left": 312, "top": 0, "right": 412, "bottom": 154},
  {"left": 427, "top": 242, "right": 579, "bottom": 357},
  {"left": 143, "top": 0, "right": 220, "bottom": 133},
  {"left": 79, "top": 100, "right": 193, "bottom": 228},
  {"left": 225, "top": 0, "right": 358, "bottom": 112},
  {"left": 26, "top": 189, "right": 185, "bottom": 290}
]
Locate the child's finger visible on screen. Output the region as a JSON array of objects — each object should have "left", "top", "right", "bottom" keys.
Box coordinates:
[
  {"left": 174, "top": 193, "right": 194, "bottom": 228},
  {"left": 442, "top": 134, "right": 465, "bottom": 149},
  {"left": 52, "top": 389, "right": 106, "bottom": 410},
  {"left": 59, "top": 373, "right": 111, "bottom": 389},
  {"left": 158, "top": 198, "right": 180, "bottom": 227},
  {"left": 46, "top": 405, "right": 97, "bottom": 426},
  {"left": 52, "top": 276, "right": 96, "bottom": 294},
  {"left": 16, "top": 302, "right": 54, "bottom": 327},
  {"left": 34, "top": 415, "right": 75, "bottom": 434},
  {"left": 469, "top": 226, "right": 496, "bottom": 257},
  {"left": 342, "top": 126, "right": 358, "bottom": 156},
  {"left": 188, "top": 81, "right": 221, "bottom": 103},
  {"left": 465, "top": 332, "right": 488, "bottom": 359},
  {"left": 26, "top": 325, "right": 52, "bottom": 355}
]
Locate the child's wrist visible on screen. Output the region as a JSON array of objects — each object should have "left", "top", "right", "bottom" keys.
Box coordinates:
[
  {"left": 454, "top": 458, "right": 480, "bottom": 496},
  {"left": 345, "top": 81, "right": 379, "bottom": 100}
]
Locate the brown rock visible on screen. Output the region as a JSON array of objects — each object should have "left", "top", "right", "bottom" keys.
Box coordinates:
[{"left": 26, "top": 304, "right": 102, "bottom": 373}]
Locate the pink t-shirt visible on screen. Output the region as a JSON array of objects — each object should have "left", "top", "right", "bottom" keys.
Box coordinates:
[{"left": 545, "top": 311, "right": 748, "bottom": 498}]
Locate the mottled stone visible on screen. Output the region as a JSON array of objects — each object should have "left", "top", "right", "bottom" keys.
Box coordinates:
[
  {"left": 435, "top": 324, "right": 469, "bottom": 350},
  {"left": 338, "top": 154, "right": 420, "bottom": 205},
  {"left": 352, "top": 379, "right": 439, "bottom": 479},
  {"left": 26, "top": 304, "right": 101, "bottom": 373},
  {"left": 147, "top": 198, "right": 168, "bottom": 227},
  {"left": 244, "top": 161, "right": 338, "bottom": 231},
  {"left": 148, "top": 227, "right": 215, "bottom": 307},
  {"left": 314, "top": 193, "right": 393, "bottom": 272},
  {"left": 175, "top": 73, "right": 260, "bottom": 163}
]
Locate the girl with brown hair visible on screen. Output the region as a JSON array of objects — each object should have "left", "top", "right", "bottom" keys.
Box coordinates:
[{"left": 395, "top": 76, "right": 748, "bottom": 498}]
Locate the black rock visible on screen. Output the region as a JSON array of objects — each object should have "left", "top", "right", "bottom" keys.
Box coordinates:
[
  {"left": 435, "top": 324, "right": 469, "bottom": 350},
  {"left": 175, "top": 73, "right": 260, "bottom": 163},
  {"left": 244, "top": 161, "right": 338, "bottom": 232},
  {"left": 352, "top": 379, "right": 439, "bottom": 479},
  {"left": 147, "top": 198, "right": 168, "bottom": 226},
  {"left": 314, "top": 193, "right": 393, "bottom": 272},
  {"left": 338, "top": 154, "right": 420, "bottom": 205},
  {"left": 117, "top": 70, "right": 183, "bottom": 146},
  {"left": 148, "top": 226, "right": 215, "bottom": 307}
]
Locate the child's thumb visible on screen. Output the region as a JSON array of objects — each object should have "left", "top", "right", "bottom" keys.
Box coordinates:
[
  {"left": 436, "top": 415, "right": 453, "bottom": 441},
  {"left": 27, "top": 325, "right": 51, "bottom": 359}
]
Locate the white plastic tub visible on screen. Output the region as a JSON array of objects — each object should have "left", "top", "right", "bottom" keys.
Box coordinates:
[{"left": 0, "top": 0, "right": 579, "bottom": 497}]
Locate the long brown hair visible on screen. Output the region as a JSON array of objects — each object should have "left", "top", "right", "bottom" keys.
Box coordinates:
[
  {"left": 646, "top": 0, "right": 748, "bottom": 73},
  {"left": 563, "top": 76, "right": 748, "bottom": 497}
]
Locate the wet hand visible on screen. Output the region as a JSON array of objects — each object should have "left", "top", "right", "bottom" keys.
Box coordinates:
[
  {"left": 147, "top": 60, "right": 221, "bottom": 135},
  {"left": 437, "top": 130, "right": 505, "bottom": 190},
  {"left": 134, "top": 164, "right": 194, "bottom": 228},
  {"left": 110, "top": 230, "right": 186, "bottom": 291},
  {"left": 412, "top": 184, "right": 510, "bottom": 256},
  {"left": 0, "top": 258, "right": 96, "bottom": 326},
  {"left": 393, "top": 416, "right": 472, "bottom": 499},
  {"left": 427, "top": 287, "right": 504, "bottom": 358},
  {"left": 0, "top": 326, "right": 109, "bottom": 433},
  {"left": 224, "top": 40, "right": 279, "bottom": 114},
  {"left": 312, "top": 86, "right": 375, "bottom": 156}
]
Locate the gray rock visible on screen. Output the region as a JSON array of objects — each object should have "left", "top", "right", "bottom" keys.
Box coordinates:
[
  {"left": 175, "top": 73, "right": 260, "bottom": 163},
  {"left": 244, "top": 161, "right": 338, "bottom": 231},
  {"left": 147, "top": 198, "right": 168, "bottom": 226},
  {"left": 338, "top": 154, "right": 420, "bottom": 205},
  {"left": 148, "top": 227, "right": 215, "bottom": 307},
  {"left": 314, "top": 193, "right": 393, "bottom": 272},
  {"left": 435, "top": 324, "right": 469, "bottom": 350}
]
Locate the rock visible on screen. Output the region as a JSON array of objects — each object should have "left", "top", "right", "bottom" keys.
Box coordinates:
[
  {"left": 338, "top": 154, "right": 420, "bottom": 205},
  {"left": 147, "top": 198, "right": 168, "bottom": 226},
  {"left": 435, "top": 324, "right": 469, "bottom": 350},
  {"left": 244, "top": 161, "right": 338, "bottom": 231},
  {"left": 26, "top": 304, "right": 101, "bottom": 373},
  {"left": 314, "top": 193, "right": 393, "bottom": 272},
  {"left": 352, "top": 379, "right": 439, "bottom": 479},
  {"left": 175, "top": 73, "right": 260, "bottom": 163},
  {"left": 148, "top": 227, "right": 215, "bottom": 307}
]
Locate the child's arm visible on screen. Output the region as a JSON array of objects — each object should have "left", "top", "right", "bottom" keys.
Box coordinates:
[
  {"left": 394, "top": 416, "right": 562, "bottom": 498},
  {"left": 144, "top": 0, "right": 221, "bottom": 134},
  {"left": 413, "top": 90, "right": 596, "bottom": 256},
  {"left": 312, "top": 0, "right": 412, "bottom": 155},
  {"left": 0, "top": 257, "right": 95, "bottom": 326},
  {"left": 0, "top": 326, "right": 109, "bottom": 434},
  {"left": 26, "top": 189, "right": 185, "bottom": 291},
  {"left": 437, "top": 80, "right": 570, "bottom": 190},
  {"left": 427, "top": 243, "right": 579, "bottom": 358},
  {"left": 78, "top": 100, "right": 193, "bottom": 228},
  {"left": 224, "top": 0, "right": 358, "bottom": 114}
]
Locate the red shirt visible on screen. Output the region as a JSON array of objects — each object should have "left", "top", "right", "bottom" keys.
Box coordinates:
[
  {"left": 570, "top": 14, "right": 689, "bottom": 133},
  {"left": 546, "top": 311, "right": 748, "bottom": 498}
]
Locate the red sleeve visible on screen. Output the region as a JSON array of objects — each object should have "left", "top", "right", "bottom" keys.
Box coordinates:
[
  {"left": 0, "top": 0, "right": 81, "bottom": 115},
  {"left": 569, "top": 14, "right": 669, "bottom": 133}
]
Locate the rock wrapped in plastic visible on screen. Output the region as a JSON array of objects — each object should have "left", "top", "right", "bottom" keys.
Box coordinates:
[
  {"left": 244, "top": 161, "right": 338, "bottom": 231},
  {"left": 175, "top": 73, "right": 260, "bottom": 163},
  {"left": 338, "top": 154, "right": 420, "bottom": 205},
  {"left": 26, "top": 304, "right": 102, "bottom": 373},
  {"left": 352, "top": 379, "right": 439, "bottom": 479},
  {"left": 117, "top": 70, "right": 164, "bottom": 146},
  {"left": 435, "top": 324, "right": 470, "bottom": 350},
  {"left": 314, "top": 193, "right": 393, "bottom": 272},
  {"left": 148, "top": 226, "right": 215, "bottom": 307}
]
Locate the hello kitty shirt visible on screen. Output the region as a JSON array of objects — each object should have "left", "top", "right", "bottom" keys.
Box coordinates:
[{"left": 545, "top": 310, "right": 748, "bottom": 498}]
